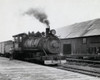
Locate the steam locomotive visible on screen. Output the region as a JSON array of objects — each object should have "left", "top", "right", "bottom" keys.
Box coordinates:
[{"left": 0, "top": 20, "right": 66, "bottom": 65}]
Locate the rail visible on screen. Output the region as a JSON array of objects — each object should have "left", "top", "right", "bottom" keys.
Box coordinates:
[
  {"left": 54, "top": 64, "right": 100, "bottom": 77},
  {"left": 66, "top": 58, "right": 100, "bottom": 64}
]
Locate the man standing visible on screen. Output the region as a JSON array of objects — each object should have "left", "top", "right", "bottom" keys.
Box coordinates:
[{"left": 9, "top": 47, "right": 14, "bottom": 60}]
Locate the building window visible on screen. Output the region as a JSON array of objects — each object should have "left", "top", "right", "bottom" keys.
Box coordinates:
[
  {"left": 96, "top": 47, "right": 100, "bottom": 54},
  {"left": 88, "top": 47, "right": 97, "bottom": 54},
  {"left": 83, "top": 38, "right": 87, "bottom": 44}
]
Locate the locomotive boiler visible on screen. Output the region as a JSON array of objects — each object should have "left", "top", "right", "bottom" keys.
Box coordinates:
[
  {"left": 23, "top": 32, "right": 60, "bottom": 54},
  {"left": 12, "top": 20, "right": 66, "bottom": 65}
]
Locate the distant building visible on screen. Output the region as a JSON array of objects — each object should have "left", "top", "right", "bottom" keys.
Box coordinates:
[{"left": 56, "top": 18, "right": 100, "bottom": 55}]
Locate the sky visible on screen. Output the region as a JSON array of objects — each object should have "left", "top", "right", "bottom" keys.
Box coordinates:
[{"left": 0, "top": 0, "right": 100, "bottom": 41}]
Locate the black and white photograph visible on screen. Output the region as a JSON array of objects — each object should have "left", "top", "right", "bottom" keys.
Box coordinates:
[{"left": 0, "top": 0, "right": 100, "bottom": 80}]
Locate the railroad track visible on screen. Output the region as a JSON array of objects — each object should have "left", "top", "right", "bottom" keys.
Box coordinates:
[{"left": 54, "top": 64, "right": 100, "bottom": 77}]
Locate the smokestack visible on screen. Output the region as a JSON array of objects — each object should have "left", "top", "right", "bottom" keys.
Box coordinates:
[{"left": 42, "top": 19, "right": 50, "bottom": 36}]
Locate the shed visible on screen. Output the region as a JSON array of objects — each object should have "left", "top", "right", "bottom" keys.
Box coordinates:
[{"left": 56, "top": 18, "right": 100, "bottom": 55}]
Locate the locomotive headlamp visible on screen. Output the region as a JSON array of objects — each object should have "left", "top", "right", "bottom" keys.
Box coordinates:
[{"left": 50, "top": 29, "right": 56, "bottom": 35}]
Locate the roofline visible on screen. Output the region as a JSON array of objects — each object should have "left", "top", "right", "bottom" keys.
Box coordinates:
[
  {"left": 0, "top": 40, "right": 13, "bottom": 43},
  {"left": 60, "top": 35, "right": 100, "bottom": 40}
]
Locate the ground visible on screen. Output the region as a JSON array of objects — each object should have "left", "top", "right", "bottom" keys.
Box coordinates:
[{"left": 0, "top": 57, "right": 99, "bottom": 80}]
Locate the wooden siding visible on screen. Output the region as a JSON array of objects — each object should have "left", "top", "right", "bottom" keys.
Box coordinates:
[{"left": 61, "top": 36, "right": 100, "bottom": 55}]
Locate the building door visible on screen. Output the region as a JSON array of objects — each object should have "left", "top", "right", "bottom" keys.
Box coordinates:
[{"left": 63, "top": 44, "right": 71, "bottom": 55}]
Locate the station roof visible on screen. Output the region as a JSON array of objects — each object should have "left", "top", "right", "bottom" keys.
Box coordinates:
[{"left": 56, "top": 18, "right": 100, "bottom": 39}]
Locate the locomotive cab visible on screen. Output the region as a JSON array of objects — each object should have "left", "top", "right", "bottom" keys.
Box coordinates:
[{"left": 13, "top": 33, "right": 27, "bottom": 51}]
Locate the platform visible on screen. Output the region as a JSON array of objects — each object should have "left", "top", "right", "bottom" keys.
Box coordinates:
[{"left": 0, "top": 57, "right": 99, "bottom": 80}]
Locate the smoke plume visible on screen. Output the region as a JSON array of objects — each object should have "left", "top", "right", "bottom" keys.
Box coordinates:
[{"left": 25, "top": 8, "right": 49, "bottom": 26}]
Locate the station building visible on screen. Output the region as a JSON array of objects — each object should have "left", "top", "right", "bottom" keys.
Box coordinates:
[{"left": 56, "top": 18, "right": 100, "bottom": 56}]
